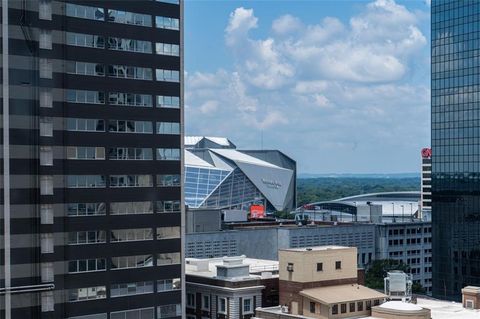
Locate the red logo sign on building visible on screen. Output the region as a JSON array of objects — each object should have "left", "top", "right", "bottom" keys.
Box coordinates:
[{"left": 421, "top": 148, "right": 432, "bottom": 159}]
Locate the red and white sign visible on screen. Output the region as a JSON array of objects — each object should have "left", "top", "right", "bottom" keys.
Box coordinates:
[
  {"left": 421, "top": 148, "right": 432, "bottom": 159},
  {"left": 250, "top": 205, "right": 265, "bottom": 219}
]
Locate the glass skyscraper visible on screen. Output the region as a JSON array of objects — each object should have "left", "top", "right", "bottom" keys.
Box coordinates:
[{"left": 431, "top": 0, "right": 480, "bottom": 300}]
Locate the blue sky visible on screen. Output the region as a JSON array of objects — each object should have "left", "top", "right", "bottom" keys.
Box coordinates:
[{"left": 184, "top": 0, "right": 431, "bottom": 174}]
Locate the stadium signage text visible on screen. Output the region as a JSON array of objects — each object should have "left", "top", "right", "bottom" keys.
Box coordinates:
[{"left": 262, "top": 178, "right": 282, "bottom": 189}]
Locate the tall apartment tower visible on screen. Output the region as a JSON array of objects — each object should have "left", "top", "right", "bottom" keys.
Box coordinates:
[
  {"left": 431, "top": 0, "right": 480, "bottom": 300},
  {"left": 1, "top": 1, "right": 184, "bottom": 318},
  {"left": 420, "top": 148, "right": 432, "bottom": 221}
]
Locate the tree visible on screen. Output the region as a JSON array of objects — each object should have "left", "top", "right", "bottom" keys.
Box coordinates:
[{"left": 365, "top": 259, "right": 425, "bottom": 294}]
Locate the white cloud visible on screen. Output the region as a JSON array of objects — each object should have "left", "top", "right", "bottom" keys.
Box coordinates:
[
  {"left": 199, "top": 100, "right": 219, "bottom": 114},
  {"left": 272, "top": 14, "right": 303, "bottom": 35},
  {"left": 186, "top": 0, "right": 430, "bottom": 173},
  {"left": 225, "top": 7, "right": 258, "bottom": 46}
]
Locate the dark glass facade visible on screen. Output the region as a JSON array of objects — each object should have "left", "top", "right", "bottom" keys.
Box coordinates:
[
  {"left": 431, "top": 0, "right": 480, "bottom": 300},
  {"left": 1, "top": 0, "right": 183, "bottom": 318}
]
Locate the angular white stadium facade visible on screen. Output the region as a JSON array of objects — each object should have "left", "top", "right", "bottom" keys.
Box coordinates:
[{"left": 185, "top": 136, "right": 297, "bottom": 212}]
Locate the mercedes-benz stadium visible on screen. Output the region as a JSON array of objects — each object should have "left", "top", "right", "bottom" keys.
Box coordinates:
[{"left": 184, "top": 136, "right": 296, "bottom": 212}]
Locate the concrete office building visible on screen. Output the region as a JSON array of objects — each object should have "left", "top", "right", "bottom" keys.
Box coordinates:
[
  {"left": 185, "top": 256, "right": 279, "bottom": 319},
  {"left": 186, "top": 223, "right": 376, "bottom": 268},
  {"left": 258, "top": 246, "right": 386, "bottom": 319},
  {"left": 1, "top": 1, "right": 183, "bottom": 318},
  {"left": 431, "top": 0, "right": 480, "bottom": 300},
  {"left": 375, "top": 222, "right": 432, "bottom": 293},
  {"left": 185, "top": 136, "right": 296, "bottom": 212}
]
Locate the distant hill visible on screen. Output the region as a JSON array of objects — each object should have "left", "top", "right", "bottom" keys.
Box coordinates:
[{"left": 297, "top": 176, "right": 420, "bottom": 206}]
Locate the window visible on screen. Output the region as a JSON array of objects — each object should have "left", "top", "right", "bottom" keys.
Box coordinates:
[
  {"left": 218, "top": 298, "right": 227, "bottom": 314},
  {"left": 68, "top": 258, "right": 106, "bottom": 273},
  {"left": 39, "top": 30, "right": 52, "bottom": 49},
  {"left": 67, "top": 89, "right": 105, "bottom": 104},
  {"left": 109, "top": 92, "right": 152, "bottom": 107},
  {"left": 67, "top": 175, "right": 105, "bottom": 188},
  {"left": 67, "top": 147, "right": 105, "bottom": 160},
  {"left": 66, "top": 61, "right": 105, "bottom": 76},
  {"left": 158, "top": 304, "right": 181, "bottom": 319},
  {"left": 157, "top": 175, "right": 181, "bottom": 187},
  {"left": 317, "top": 263, "right": 323, "bottom": 272},
  {"left": 341, "top": 303, "right": 347, "bottom": 314},
  {"left": 66, "top": 3, "right": 104, "bottom": 21},
  {"left": 67, "top": 118, "right": 105, "bottom": 132},
  {"left": 332, "top": 304, "right": 338, "bottom": 315},
  {"left": 111, "top": 308, "right": 154, "bottom": 319},
  {"left": 108, "top": 37, "right": 152, "bottom": 53},
  {"left": 374, "top": 299, "right": 380, "bottom": 306},
  {"left": 40, "top": 146, "right": 53, "bottom": 166},
  {"left": 68, "top": 231, "right": 106, "bottom": 245},
  {"left": 287, "top": 263, "right": 294, "bottom": 272},
  {"left": 110, "top": 202, "right": 153, "bottom": 215},
  {"left": 109, "top": 148, "right": 153, "bottom": 160},
  {"left": 108, "top": 120, "right": 153, "bottom": 133},
  {"left": 41, "top": 262, "right": 54, "bottom": 283},
  {"left": 187, "top": 293, "right": 195, "bottom": 308},
  {"left": 350, "top": 302, "right": 355, "bottom": 312},
  {"left": 357, "top": 301, "right": 363, "bottom": 312},
  {"left": 41, "top": 233, "right": 54, "bottom": 253},
  {"left": 157, "top": 252, "right": 180, "bottom": 265},
  {"left": 156, "top": 69, "right": 180, "bottom": 82},
  {"left": 202, "top": 295, "right": 210, "bottom": 310},
  {"left": 157, "top": 200, "right": 181, "bottom": 213},
  {"left": 366, "top": 300, "right": 372, "bottom": 310},
  {"left": 40, "top": 117, "right": 53, "bottom": 136},
  {"left": 40, "top": 88, "right": 53, "bottom": 108},
  {"left": 309, "top": 302, "right": 315, "bottom": 313},
  {"left": 157, "top": 122, "right": 180, "bottom": 135},
  {"left": 68, "top": 314, "right": 107, "bottom": 319},
  {"left": 156, "top": 227, "right": 180, "bottom": 239},
  {"left": 66, "top": 32, "right": 104, "bottom": 48},
  {"left": 39, "top": 58, "right": 52, "bottom": 78},
  {"left": 107, "top": 9, "right": 152, "bottom": 27},
  {"left": 157, "top": 148, "right": 180, "bottom": 160},
  {"left": 68, "top": 286, "right": 106, "bottom": 302},
  {"left": 111, "top": 228, "right": 153, "bottom": 242},
  {"left": 41, "top": 291, "right": 54, "bottom": 312},
  {"left": 156, "top": 16, "right": 179, "bottom": 30},
  {"left": 156, "top": 0, "right": 180, "bottom": 4},
  {"left": 109, "top": 175, "right": 153, "bottom": 187},
  {"left": 335, "top": 261, "right": 342, "bottom": 269},
  {"left": 155, "top": 43, "right": 180, "bottom": 56},
  {"left": 108, "top": 65, "right": 152, "bottom": 80},
  {"left": 157, "top": 278, "right": 181, "bottom": 292},
  {"left": 243, "top": 298, "right": 253, "bottom": 314},
  {"left": 39, "top": 1, "right": 52, "bottom": 20},
  {"left": 157, "top": 95, "right": 180, "bottom": 108},
  {"left": 110, "top": 281, "right": 153, "bottom": 297},
  {"left": 40, "top": 176, "right": 53, "bottom": 195},
  {"left": 67, "top": 203, "right": 106, "bottom": 217},
  {"left": 111, "top": 255, "right": 153, "bottom": 269},
  {"left": 40, "top": 204, "right": 53, "bottom": 224}
]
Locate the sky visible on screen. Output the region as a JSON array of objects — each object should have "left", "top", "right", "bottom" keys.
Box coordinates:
[{"left": 184, "top": 0, "right": 432, "bottom": 174}]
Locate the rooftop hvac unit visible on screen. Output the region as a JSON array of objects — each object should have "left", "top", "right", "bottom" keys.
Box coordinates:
[{"left": 384, "top": 271, "right": 412, "bottom": 302}]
